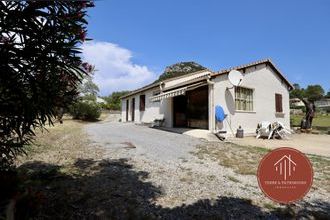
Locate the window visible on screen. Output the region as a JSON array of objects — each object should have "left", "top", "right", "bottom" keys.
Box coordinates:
[
  {"left": 275, "top": 93, "right": 283, "bottom": 113},
  {"left": 139, "top": 94, "right": 146, "bottom": 111},
  {"left": 152, "top": 91, "right": 160, "bottom": 102},
  {"left": 235, "top": 87, "right": 254, "bottom": 111}
]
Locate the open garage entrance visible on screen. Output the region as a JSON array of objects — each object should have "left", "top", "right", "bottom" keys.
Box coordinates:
[{"left": 173, "top": 85, "right": 209, "bottom": 129}]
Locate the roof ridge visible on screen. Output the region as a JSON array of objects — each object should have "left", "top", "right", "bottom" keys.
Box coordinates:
[
  {"left": 211, "top": 58, "right": 293, "bottom": 90},
  {"left": 161, "top": 68, "right": 213, "bottom": 83},
  {"left": 121, "top": 58, "right": 294, "bottom": 99},
  {"left": 215, "top": 58, "right": 271, "bottom": 74}
]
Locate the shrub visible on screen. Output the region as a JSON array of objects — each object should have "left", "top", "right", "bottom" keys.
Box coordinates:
[
  {"left": 69, "top": 101, "right": 101, "bottom": 121},
  {"left": 0, "top": 1, "right": 94, "bottom": 170}
]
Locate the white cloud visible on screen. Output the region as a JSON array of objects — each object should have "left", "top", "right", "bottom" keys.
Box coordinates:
[{"left": 82, "top": 41, "right": 157, "bottom": 96}]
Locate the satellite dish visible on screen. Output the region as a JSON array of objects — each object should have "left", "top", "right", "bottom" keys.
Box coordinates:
[{"left": 228, "top": 70, "right": 244, "bottom": 86}]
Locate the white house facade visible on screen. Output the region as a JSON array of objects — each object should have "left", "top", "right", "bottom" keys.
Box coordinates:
[{"left": 121, "top": 59, "right": 293, "bottom": 137}]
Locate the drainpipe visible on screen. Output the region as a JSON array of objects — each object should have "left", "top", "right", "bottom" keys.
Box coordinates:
[
  {"left": 207, "top": 76, "right": 215, "bottom": 132},
  {"left": 160, "top": 82, "right": 164, "bottom": 93}
]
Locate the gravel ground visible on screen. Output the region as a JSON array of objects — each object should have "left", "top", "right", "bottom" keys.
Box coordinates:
[
  {"left": 12, "top": 118, "right": 329, "bottom": 219},
  {"left": 85, "top": 120, "right": 330, "bottom": 219},
  {"left": 85, "top": 122, "right": 261, "bottom": 205},
  {"left": 86, "top": 122, "right": 203, "bottom": 164}
]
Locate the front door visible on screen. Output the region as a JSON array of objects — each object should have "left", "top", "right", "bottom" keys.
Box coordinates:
[{"left": 131, "top": 98, "right": 135, "bottom": 121}]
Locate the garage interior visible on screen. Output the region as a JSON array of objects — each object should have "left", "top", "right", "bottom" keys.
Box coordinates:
[{"left": 173, "top": 85, "right": 209, "bottom": 129}]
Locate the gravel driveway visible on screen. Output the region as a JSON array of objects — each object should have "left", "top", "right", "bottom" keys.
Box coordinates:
[
  {"left": 85, "top": 122, "right": 203, "bottom": 164},
  {"left": 85, "top": 120, "right": 330, "bottom": 218}
]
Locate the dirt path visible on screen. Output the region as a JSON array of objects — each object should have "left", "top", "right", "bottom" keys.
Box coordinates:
[{"left": 228, "top": 134, "right": 330, "bottom": 157}]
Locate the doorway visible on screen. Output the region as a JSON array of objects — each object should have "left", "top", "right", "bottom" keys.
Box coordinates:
[
  {"left": 173, "top": 95, "right": 187, "bottom": 127},
  {"left": 126, "top": 99, "right": 129, "bottom": 121},
  {"left": 173, "top": 86, "right": 208, "bottom": 129},
  {"left": 131, "top": 98, "right": 135, "bottom": 121}
]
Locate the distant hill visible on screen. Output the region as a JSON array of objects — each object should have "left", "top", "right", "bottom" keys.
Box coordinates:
[{"left": 155, "top": 62, "right": 207, "bottom": 82}]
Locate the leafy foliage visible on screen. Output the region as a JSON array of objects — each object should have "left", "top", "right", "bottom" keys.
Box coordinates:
[
  {"left": 103, "top": 91, "right": 130, "bottom": 110},
  {"left": 326, "top": 91, "right": 330, "bottom": 98},
  {"left": 155, "top": 62, "right": 206, "bottom": 82},
  {"left": 69, "top": 101, "right": 101, "bottom": 121},
  {"left": 305, "top": 85, "right": 324, "bottom": 102},
  {"left": 290, "top": 84, "right": 325, "bottom": 102},
  {"left": 290, "top": 83, "right": 325, "bottom": 129},
  {"left": 78, "top": 67, "right": 100, "bottom": 97},
  {"left": 68, "top": 72, "right": 101, "bottom": 120},
  {"left": 0, "top": 1, "right": 94, "bottom": 170}
]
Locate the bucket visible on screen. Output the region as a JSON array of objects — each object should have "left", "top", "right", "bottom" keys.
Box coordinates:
[{"left": 236, "top": 126, "right": 244, "bottom": 138}]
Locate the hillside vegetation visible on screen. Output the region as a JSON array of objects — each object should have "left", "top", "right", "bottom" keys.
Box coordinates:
[{"left": 155, "top": 62, "right": 207, "bottom": 82}]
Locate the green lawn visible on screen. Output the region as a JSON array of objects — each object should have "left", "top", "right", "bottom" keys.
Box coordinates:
[{"left": 291, "top": 114, "right": 330, "bottom": 128}]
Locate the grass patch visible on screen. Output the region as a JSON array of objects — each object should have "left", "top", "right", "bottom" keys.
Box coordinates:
[
  {"left": 291, "top": 114, "right": 330, "bottom": 128},
  {"left": 192, "top": 143, "right": 270, "bottom": 175},
  {"left": 192, "top": 142, "right": 330, "bottom": 192},
  {"left": 263, "top": 203, "right": 276, "bottom": 210},
  {"left": 307, "top": 154, "right": 330, "bottom": 192}
]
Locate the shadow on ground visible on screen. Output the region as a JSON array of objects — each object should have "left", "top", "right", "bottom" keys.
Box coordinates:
[{"left": 4, "top": 159, "right": 330, "bottom": 219}]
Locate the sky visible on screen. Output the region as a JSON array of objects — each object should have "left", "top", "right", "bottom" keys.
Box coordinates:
[{"left": 81, "top": 0, "right": 330, "bottom": 96}]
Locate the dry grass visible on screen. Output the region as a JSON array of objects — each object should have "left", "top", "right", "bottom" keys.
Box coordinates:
[
  {"left": 16, "top": 119, "right": 104, "bottom": 173},
  {"left": 193, "top": 142, "right": 269, "bottom": 175},
  {"left": 227, "top": 176, "right": 240, "bottom": 183},
  {"left": 193, "top": 142, "right": 330, "bottom": 192},
  {"left": 308, "top": 154, "right": 330, "bottom": 192}
]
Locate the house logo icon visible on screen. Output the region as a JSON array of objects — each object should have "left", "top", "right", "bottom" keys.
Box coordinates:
[
  {"left": 257, "top": 147, "right": 313, "bottom": 204},
  {"left": 274, "top": 154, "right": 297, "bottom": 180}
]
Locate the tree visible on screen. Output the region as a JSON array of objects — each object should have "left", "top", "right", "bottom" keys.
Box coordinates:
[
  {"left": 103, "top": 91, "right": 130, "bottom": 110},
  {"left": 290, "top": 84, "right": 304, "bottom": 99},
  {"left": 0, "top": 1, "right": 94, "bottom": 170},
  {"left": 69, "top": 71, "right": 102, "bottom": 121},
  {"left": 79, "top": 79, "right": 100, "bottom": 97},
  {"left": 290, "top": 84, "right": 324, "bottom": 129},
  {"left": 324, "top": 91, "right": 330, "bottom": 98},
  {"left": 78, "top": 66, "right": 99, "bottom": 97},
  {"left": 304, "top": 85, "right": 324, "bottom": 102}
]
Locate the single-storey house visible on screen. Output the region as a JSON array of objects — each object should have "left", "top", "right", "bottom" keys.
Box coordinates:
[
  {"left": 290, "top": 98, "right": 305, "bottom": 107},
  {"left": 121, "top": 59, "right": 294, "bottom": 137}
]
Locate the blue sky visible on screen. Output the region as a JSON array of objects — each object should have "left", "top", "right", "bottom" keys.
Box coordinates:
[{"left": 82, "top": 0, "right": 330, "bottom": 95}]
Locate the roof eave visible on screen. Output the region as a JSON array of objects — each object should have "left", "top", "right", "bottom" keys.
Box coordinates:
[{"left": 120, "top": 69, "right": 212, "bottom": 99}]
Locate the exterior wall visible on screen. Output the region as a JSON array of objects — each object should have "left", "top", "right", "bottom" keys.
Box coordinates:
[
  {"left": 212, "top": 64, "right": 290, "bottom": 136},
  {"left": 315, "top": 99, "right": 330, "bottom": 108},
  {"left": 160, "top": 98, "right": 173, "bottom": 127},
  {"left": 121, "top": 99, "right": 127, "bottom": 122},
  {"left": 121, "top": 63, "right": 291, "bottom": 135},
  {"left": 121, "top": 88, "right": 169, "bottom": 125},
  {"left": 121, "top": 71, "right": 211, "bottom": 126}
]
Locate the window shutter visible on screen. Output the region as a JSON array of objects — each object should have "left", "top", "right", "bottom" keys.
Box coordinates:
[
  {"left": 139, "top": 95, "right": 145, "bottom": 111},
  {"left": 275, "top": 94, "right": 283, "bottom": 113}
]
